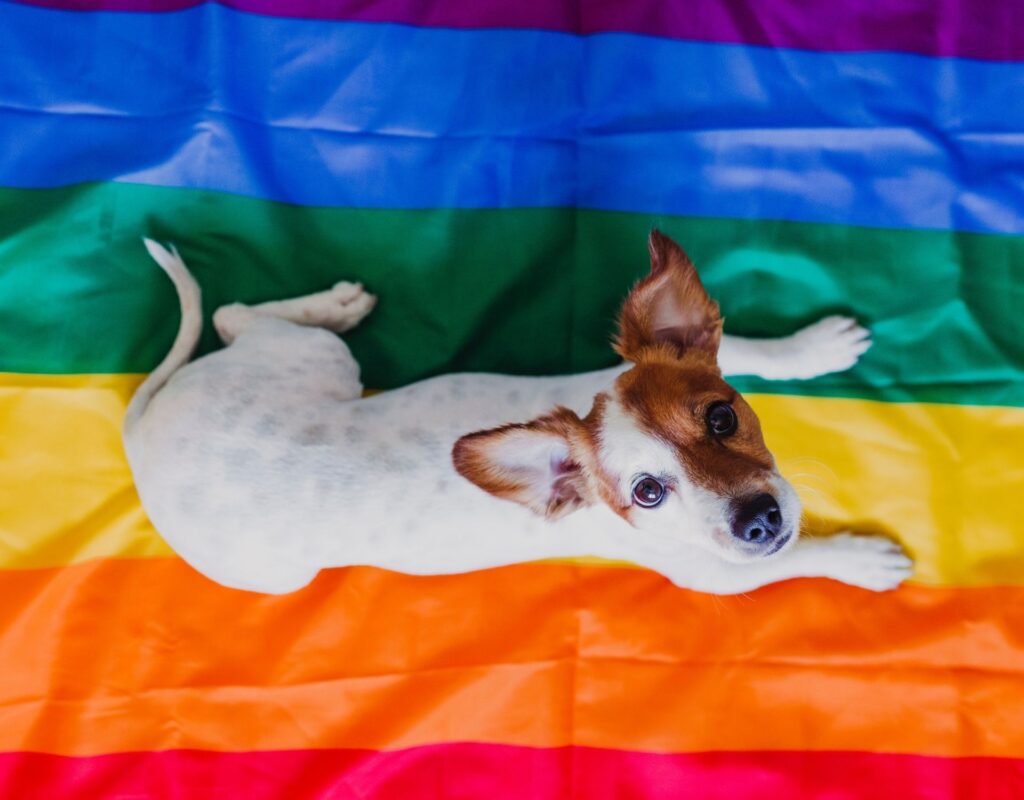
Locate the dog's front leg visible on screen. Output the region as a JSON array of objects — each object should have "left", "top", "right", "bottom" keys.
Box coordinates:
[
  {"left": 654, "top": 533, "right": 912, "bottom": 594},
  {"left": 719, "top": 317, "right": 871, "bottom": 380}
]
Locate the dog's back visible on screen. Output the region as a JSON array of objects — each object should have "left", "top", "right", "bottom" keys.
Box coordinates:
[{"left": 125, "top": 243, "right": 632, "bottom": 591}]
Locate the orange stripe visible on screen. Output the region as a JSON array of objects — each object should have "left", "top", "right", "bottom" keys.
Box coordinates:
[{"left": 0, "top": 559, "right": 1021, "bottom": 756}]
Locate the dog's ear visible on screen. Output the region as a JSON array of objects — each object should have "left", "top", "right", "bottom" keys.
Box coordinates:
[
  {"left": 614, "top": 229, "right": 723, "bottom": 363},
  {"left": 452, "top": 407, "right": 593, "bottom": 519}
]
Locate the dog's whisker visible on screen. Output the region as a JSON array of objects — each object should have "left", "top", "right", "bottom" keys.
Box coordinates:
[
  {"left": 791, "top": 483, "right": 831, "bottom": 504},
  {"left": 785, "top": 472, "right": 835, "bottom": 486},
  {"left": 783, "top": 458, "right": 841, "bottom": 483}
]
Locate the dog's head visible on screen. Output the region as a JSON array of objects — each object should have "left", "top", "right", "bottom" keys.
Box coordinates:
[{"left": 453, "top": 230, "right": 800, "bottom": 561}]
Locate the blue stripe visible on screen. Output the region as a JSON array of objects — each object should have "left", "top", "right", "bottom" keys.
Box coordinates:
[{"left": 2, "top": 2, "right": 1024, "bottom": 232}]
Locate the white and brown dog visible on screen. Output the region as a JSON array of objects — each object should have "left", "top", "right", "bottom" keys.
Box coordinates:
[{"left": 124, "top": 231, "right": 912, "bottom": 594}]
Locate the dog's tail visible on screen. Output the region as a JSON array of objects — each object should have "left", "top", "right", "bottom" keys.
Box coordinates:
[{"left": 123, "top": 239, "right": 203, "bottom": 436}]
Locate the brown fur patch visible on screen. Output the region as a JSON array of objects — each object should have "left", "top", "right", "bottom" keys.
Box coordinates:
[
  {"left": 580, "top": 394, "right": 634, "bottom": 521},
  {"left": 614, "top": 230, "right": 723, "bottom": 363},
  {"left": 615, "top": 358, "right": 775, "bottom": 500},
  {"left": 610, "top": 230, "right": 773, "bottom": 503}
]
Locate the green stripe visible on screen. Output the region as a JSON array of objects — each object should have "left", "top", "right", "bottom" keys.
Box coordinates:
[{"left": 1, "top": 182, "right": 1021, "bottom": 406}]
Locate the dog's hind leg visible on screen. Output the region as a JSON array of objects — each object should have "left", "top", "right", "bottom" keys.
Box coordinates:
[
  {"left": 718, "top": 316, "right": 871, "bottom": 380},
  {"left": 213, "top": 282, "right": 377, "bottom": 345},
  {"left": 210, "top": 282, "right": 376, "bottom": 404}
]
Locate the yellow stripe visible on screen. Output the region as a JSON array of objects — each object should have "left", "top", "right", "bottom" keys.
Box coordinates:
[
  {"left": 1, "top": 373, "right": 1021, "bottom": 585},
  {"left": 761, "top": 393, "right": 1024, "bottom": 587},
  {"left": 0, "top": 373, "right": 171, "bottom": 565}
]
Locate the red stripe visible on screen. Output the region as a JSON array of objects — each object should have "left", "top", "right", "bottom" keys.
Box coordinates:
[
  {"left": 4, "top": 745, "right": 1022, "bottom": 799},
  {"left": 7, "top": 0, "right": 1022, "bottom": 63}
]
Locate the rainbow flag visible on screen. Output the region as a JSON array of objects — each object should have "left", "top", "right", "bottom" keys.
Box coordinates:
[{"left": 1, "top": 0, "right": 1023, "bottom": 795}]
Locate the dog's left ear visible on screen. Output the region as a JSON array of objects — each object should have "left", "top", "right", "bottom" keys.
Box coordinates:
[
  {"left": 452, "top": 407, "right": 592, "bottom": 519},
  {"left": 614, "top": 229, "right": 723, "bottom": 363}
]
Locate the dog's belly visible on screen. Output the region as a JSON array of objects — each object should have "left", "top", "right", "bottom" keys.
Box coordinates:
[{"left": 130, "top": 353, "right": 628, "bottom": 591}]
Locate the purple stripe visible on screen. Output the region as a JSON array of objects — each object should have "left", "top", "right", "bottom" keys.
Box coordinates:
[{"left": 6, "top": 0, "right": 1022, "bottom": 62}]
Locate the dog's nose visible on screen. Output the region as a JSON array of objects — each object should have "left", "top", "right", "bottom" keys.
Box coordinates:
[{"left": 731, "top": 493, "right": 782, "bottom": 545}]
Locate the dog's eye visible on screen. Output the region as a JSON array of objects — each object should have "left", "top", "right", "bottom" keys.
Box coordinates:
[
  {"left": 706, "top": 401, "right": 737, "bottom": 437},
  {"left": 631, "top": 475, "right": 666, "bottom": 508}
]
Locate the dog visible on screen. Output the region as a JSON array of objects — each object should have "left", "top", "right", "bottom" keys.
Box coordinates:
[{"left": 123, "top": 231, "right": 912, "bottom": 594}]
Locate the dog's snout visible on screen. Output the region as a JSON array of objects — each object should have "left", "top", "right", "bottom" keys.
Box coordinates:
[{"left": 731, "top": 493, "right": 782, "bottom": 545}]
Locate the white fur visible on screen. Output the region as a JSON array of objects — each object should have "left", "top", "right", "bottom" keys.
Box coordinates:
[{"left": 124, "top": 241, "right": 913, "bottom": 594}]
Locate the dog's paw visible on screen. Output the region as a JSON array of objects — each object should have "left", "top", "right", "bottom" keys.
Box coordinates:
[
  {"left": 213, "top": 303, "right": 257, "bottom": 344},
  {"left": 776, "top": 316, "right": 871, "bottom": 380},
  {"left": 328, "top": 280, "right": 367, "bottom": 305},
  {"left": 813, "top": 533, "right": 913, "bottom": 591},
  {"left": 319, "top": 281, "right": 377, "bottom": 333}
]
